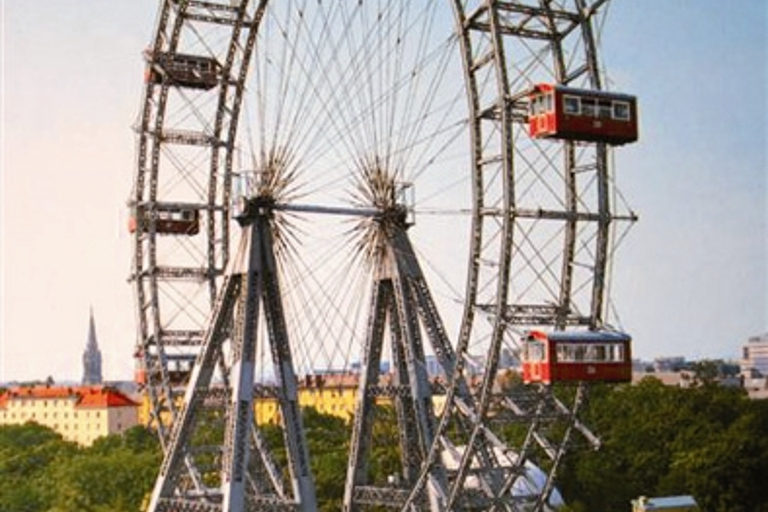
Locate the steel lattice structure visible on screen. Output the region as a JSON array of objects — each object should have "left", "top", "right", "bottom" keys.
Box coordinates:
[{"left": 129, "top": 1, "right": 636, "bottom": 511}]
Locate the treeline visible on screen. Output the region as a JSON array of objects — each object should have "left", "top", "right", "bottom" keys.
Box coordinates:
[
  {"left": 557, "top": 377, "right": 768, "bottom": 512},
  {"left": 2, "top": 377, "right": 767, "bottom": 512},
  {"left": 0, "top": 408, "right": 371, "bottom": 512},
  {"left": 0, "top": 423, "right": 160, "bottom": 512}
]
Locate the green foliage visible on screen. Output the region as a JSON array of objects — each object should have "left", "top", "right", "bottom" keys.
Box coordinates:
[
  {"left": 258, "top": 405, "right": 401, "bottom": 512},
  {"left": 0, "top": 422, "right": 79, "bottom": 512},
  {"left": 7, "top": 383, "right": 764, "bottom": 512},
  {"left": 368, "top": 404, "right": 403, "bottom": 485},
  {"left": 303, "top": 407, "right": 351, "bottom": 512},
  {"left": 558, "top": 376, "right": 768, "bottom": 512},
  {"left": 0, "top": 424, "right": 160, "bottom": 512}
]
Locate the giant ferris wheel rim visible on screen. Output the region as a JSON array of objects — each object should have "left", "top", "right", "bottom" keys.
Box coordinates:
[
  {"left": 131, "top": 1, "right": 632, "bottom": 510},
  {"left": 131, "top": 0, "right": 489, "bottom": 446}
]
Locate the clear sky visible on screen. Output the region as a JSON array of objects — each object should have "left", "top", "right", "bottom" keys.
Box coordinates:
[{"left": 1, "top": 1, "right": 765, "bottom": 383}]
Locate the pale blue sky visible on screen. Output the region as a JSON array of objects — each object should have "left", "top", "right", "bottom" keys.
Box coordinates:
[
  {"left": 1, "top": 1, "right": 765, "bottom": 382},
  {"left": 603, "top": 2, "right": 766, "bottom": 360}
]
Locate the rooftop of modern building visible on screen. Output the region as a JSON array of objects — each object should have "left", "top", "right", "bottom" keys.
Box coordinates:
[{"left": 746, "top": 333, "right": 768, "bottom": 343}]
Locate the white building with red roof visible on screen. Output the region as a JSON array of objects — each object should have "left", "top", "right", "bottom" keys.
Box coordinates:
[{"left": 0, "top": 385, "right": 139, "bottom": 446}]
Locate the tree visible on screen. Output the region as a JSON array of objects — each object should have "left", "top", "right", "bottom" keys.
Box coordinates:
[
  {"left": 46, "top": 427, "right": 160, "bottom": 512},
  {"left": 664, "top": 400, "right": 768, "bottom": 512},
  {"left": 0, "top": 423, "right": 79, "bottom": 512},
  {"left": 303, "top": 407, "right": 351, "bottom": 512},
  {"left": 558, "top": 377, "right": 768, "bottom": 511},
  {"left": 0, "top": 423, "right": 161, "bottom": 512}
]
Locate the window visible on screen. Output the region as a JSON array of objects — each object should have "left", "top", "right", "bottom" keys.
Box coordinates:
[
  {"left": 526, "top": 341, "right": 545, "bottom": 362},
  {"left": 530, "top": 95, "right": 542, "bottom": 116},
  {"left": 563, "top": 95, "right": 580, "bottom": 115},
  {"left": 581, "top": 98, "right": 597, "bottom": 117},
  {"left": 592, "top": 345, "right": 607, "bottom": 362},
  {"left": 598, "top": 101, "right": 612, "bottom": 119},
  {"left": 613, "top": 101, "right": 630, "bottom": 121}
]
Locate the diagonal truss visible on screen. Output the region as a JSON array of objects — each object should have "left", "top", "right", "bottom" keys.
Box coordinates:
[
  {"left": 146, "top": 197, "right": 317, "bottom": 512},
  {"left": 344, "top": 206, "right": 541, "bottom": 512}
]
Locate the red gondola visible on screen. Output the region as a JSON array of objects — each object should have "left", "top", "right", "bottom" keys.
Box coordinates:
[
  {"left": 521, "top": 329, "right": 632, "bottom": 385},
  {"left": 128, "top": 206, "right": 200, "bottom": 236},
  {"left": 528, "top": 84, "right": 638, "bottom": 145},
  {"left": 133, "top": 350, "right": 195, "bottom": 387}
]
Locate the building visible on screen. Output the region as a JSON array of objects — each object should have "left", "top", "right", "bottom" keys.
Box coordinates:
[
  {"left": 632, "top": 371, "right": 693, "bottom": 388},
  {"left": 741, "top": 333, "right": 768, "bottom": 377},
  {"left": 82, "top": 308, "right": 103, "bottom": 385},
  {"left": 0, "top": 385, "right": 140, "bottom": 446},
  {"left": 137, "top": 372, "right": 454, "bottom": 427},
  {"left": 136, "top": 374, "right": 365, "bottom": 427},
  {"left": 632, "top": 495, "right": 699, "bottom": 512},
  {"left": 652, "top": 356, "right": 687, "bottom": 373}
]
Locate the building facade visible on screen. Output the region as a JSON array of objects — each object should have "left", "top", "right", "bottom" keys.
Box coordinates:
[
  {"left": 136, "top": 372, "right": 456, "bottom": 427},
  {"left": 741, "top": 333, "right": 768, "bottom": 377},
  {"left": 0, "top": 385, "right": 139, "bottom": 446}
]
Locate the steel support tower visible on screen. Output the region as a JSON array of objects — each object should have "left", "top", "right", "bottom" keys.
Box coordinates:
[{"left": 146, "top": 196, "right": 318, "bottom": 512}]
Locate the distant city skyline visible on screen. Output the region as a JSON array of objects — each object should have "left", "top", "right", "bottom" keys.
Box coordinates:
[{"left": 2, "top": 2, "right": 766, "bottom": 382}]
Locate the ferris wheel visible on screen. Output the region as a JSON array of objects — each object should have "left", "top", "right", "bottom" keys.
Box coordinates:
[{"left": 129, "top": 1, "right": 637, "bottom": 511}]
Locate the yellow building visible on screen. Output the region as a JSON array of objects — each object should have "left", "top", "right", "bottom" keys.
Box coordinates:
[
  {"left": 137, "top": 372, "right": 450, "bottom": 427},
  {"left": 137, "top": 374, "right": 365, "bottom": 426},
  {"left": 0, "top": 385, "right": 140, "bottom": 446},
  {"left": 256, "top": 373, "right": 363, "bottom": 424},
  {"left": 252, "top": 373, "right": 451, "bottom": 423}
]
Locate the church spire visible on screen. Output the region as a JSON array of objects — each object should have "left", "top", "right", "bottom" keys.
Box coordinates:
[{"left": 82, "top": 307, "right": 103, "bottom": 385}]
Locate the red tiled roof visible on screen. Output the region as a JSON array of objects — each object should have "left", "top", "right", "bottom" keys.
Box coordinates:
[
  {"left": 0, "top": 385, "right": 138, "bottom": 409},
  {"left": 77, "top": 387, "right": 138, "bottom": 408}
]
